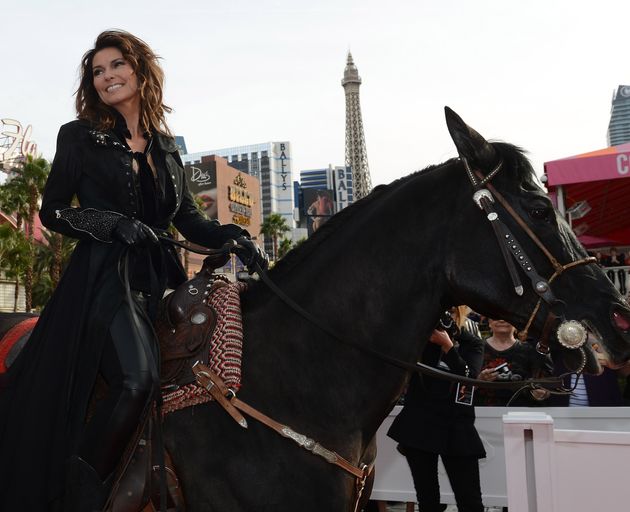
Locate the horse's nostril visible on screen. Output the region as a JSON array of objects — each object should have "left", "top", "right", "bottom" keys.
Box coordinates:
[{"left": 612, "top": 310, "right": 630, "bottom": 332}]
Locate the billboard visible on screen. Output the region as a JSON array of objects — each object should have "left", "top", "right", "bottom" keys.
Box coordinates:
[
  {"left": 304, "top": 188, "right": 334, "bottom": 236},
  {"left": 184, "top": 156, "right": 262, "bottom": 276},
  {"left": 186, "top": 161, "right": 218, "bottom": 219},
  {"left": 184, "top": 156, "right": 261, "bottom": 239}
]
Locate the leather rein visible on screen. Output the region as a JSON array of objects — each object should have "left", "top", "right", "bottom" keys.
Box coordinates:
[{"left": 161, "top": 236, "right": 567, "bottom": 391}]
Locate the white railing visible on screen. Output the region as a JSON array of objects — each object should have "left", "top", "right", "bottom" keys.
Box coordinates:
[
  {"left": 370, "top": 406, "right": 630, "bottom": 508},
  {"left": 603, "top": 265, "right": 630, "bottom": 297},
  {"left": 503, "top": 411, "right": 630, "bottom": 512}
]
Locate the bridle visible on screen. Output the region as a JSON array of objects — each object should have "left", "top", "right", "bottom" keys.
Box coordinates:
[{"left": 462, "top": 157, "right": 596, "bottom": 369}]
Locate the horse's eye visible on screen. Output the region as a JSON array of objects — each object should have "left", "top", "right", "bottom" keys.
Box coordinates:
[{"left": 530, "top": 207, "right": 551, "bottom": 221}]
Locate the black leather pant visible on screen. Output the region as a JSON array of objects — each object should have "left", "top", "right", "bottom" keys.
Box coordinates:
[
  {"left": 78, "top": 294, "right": 159, "bottom": 480},
  {"left": 606, "top": 269, "right": 627, "bottom": 295},
  {"left": 404, "top": 446, "right": 484, "bottom": 512},
  {"left": 618, "top": 269, "right": 627, "bottom": 295}
]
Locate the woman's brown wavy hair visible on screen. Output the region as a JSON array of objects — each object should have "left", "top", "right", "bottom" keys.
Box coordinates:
[{"left": 76, "top": 30, "right": 172, "bottom": 135}]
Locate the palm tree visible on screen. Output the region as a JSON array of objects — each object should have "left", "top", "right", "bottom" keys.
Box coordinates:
[
  {"left": 0, "top": 224, "right": 31, "bottom": 311},
  {"left": 49, "top": 232, "right": 63, "bottom": 285},
  {"left": 260, "top": 213, "right": 290, "bottom": 261},
  {"left": 0, "top": 174, "right": 28, "bottom": 230},
  {"left": 277, "top": 237, "right": 294, "bottom": 259},
  {"left": 32, "top": 229, "right": 76, "bottom": 308},
  {"left": 0, "top": 154, "right": 50, "bottom": 310}
]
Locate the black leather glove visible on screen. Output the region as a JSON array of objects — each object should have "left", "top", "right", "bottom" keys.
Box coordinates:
[
  {"left": 112, "top": 218, "right": 159, "bottom": 246},
  {"left": 233, "top": 236, "right": 269, "bottom": 273}
]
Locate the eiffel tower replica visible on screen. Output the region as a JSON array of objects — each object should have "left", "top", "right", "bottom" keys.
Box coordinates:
[{"left": 342, "top": 52, "right": 372, "bottom": 200}]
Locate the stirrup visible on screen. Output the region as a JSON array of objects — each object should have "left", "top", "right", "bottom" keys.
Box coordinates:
[{"left": 64, "top": 456, "right": 113, "bottom": 512}]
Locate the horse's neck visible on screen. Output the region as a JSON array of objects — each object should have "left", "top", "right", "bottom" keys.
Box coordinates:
[{"left": 242, "top": 183, "right": 452, "bottom": 443}]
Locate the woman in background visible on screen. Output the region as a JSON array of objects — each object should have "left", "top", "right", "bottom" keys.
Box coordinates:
[
  {"left": 475, "top": 318, "right": 552, "bottom": 406},
  {"left": 388, "top": 306, "right": 486, "bottom": 512}
]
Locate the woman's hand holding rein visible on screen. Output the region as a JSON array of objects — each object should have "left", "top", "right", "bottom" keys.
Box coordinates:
[{"left": 113, "top": 217, "right": 159, "bottom": 246}]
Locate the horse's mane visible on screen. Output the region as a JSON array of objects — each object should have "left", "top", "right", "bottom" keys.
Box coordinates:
[
  {"left": 267, "top": 161, "right": 448, "bottom": 280},
  {"left": 263, "top": 142, "right": 534, "bottom": 281},
  {"left": 492, "top": 141, "right": 537, "bottom": 186}
]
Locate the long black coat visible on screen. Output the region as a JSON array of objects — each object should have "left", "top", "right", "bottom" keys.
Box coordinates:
[
  {"left": 0, "top": 120, "right": 245, "bottom": 510},
  {"left": 387, "top": 331, "right": 486, "bottom": 458}
]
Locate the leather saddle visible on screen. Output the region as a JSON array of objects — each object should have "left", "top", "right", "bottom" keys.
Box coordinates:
[{"left": 155, "top": 254, "right": 230, "bottom": 387}]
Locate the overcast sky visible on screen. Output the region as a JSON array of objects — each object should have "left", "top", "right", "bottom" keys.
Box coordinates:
[{"left": 3, "top": 0, "right": 630, "bottom": 187}]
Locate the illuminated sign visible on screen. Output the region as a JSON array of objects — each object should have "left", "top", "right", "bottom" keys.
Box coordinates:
[
  {"left": 228, "top": 185, "right": 252, "bottom": 207},
  {"left": 231, "top": 213, "right": 251, "bottom": 226},
  {"left": 229, "top": 202, "right": 252, "bottom": 216},
  {"left": 234, "top": 173, "right": 247, "bottom": 188},
  {"left": 229, "top": 174, "right": 253, "bottom": 226},
  {"left": 0, "top": 119, "right": 38, "bottom": 163}
]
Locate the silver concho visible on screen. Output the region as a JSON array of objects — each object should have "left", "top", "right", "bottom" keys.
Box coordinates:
[
  {"left": 473, "top": 188, "right": 494, "bottom": 210},
  {"left": 190, "top": 312, "right": 208, "bottom": 325},
  {"left": 556, "top": 320, "right": 587, "bottom": 349},
  {"left": 535, "top": 281, "right": 549, "bottom": 293}
]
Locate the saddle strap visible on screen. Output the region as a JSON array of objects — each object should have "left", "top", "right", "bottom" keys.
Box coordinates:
[
  {"left": 192, "top": 362, "right": 373, "bottom": 482},
  {"left": 192, "top": 362, "right": 248, "bottom": 428}
]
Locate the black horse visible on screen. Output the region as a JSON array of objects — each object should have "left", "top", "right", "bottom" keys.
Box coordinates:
[
  {"left": 2, "top": 108, "right": 630, "bottom": 511},
  {"left": 159, "top": 108, "right": 630, "bottom": 511}
]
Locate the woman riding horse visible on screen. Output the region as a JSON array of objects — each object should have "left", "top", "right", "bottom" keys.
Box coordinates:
[{"left": 0, "top": 29, "right": 267, "bottom": 512}]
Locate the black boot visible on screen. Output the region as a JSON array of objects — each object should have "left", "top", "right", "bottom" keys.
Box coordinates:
[{"left": 64, "top": 456, "right": 113, "bottom": 512}]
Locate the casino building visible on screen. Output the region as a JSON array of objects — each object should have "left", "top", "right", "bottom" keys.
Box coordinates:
[
  {"left": 183, "top": 155, "right": 262, "bottom": 276},
  {"left": 182, "top": 142, "right": 294, "bottom": 255}
]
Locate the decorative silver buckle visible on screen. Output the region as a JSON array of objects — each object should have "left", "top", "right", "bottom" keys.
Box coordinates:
[{"left": 556, "top": 320, "right": 587, "bottom": 349}]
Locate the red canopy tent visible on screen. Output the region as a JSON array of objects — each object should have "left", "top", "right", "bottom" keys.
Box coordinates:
[{"left": 544, "top": 142, "right": 630, "bottom": 248}]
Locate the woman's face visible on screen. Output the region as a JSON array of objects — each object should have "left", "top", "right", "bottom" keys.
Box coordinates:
[{"left": 92, "top": 47, "right": 139, "bottom": 110}]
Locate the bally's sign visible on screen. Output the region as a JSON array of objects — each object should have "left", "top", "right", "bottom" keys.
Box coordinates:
[{"left": 0, "top": 119, "right": 38, "bottom": 163}]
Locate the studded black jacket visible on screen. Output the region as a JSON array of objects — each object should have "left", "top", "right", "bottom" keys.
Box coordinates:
[
  {"left": 0, "top": 119, "right": 245, "bottom": 510},
  {"left": 40, "top": 120, "right": 244, "bottom": 255}
]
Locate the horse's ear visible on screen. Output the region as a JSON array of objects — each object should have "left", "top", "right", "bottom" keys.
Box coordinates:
[{"left": 444, "top": 106, "right": 498, "bottom": 169}]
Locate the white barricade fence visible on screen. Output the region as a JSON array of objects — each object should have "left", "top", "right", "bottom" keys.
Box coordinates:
[
  {"left": 503, "top": 411, "right": 630, "bottom": 512},
  {"left": 370, "top": 406, "right": 630, "bottom": 508},
  {"left": 603, "top": 264, "right": 629, "bottom": 297}
]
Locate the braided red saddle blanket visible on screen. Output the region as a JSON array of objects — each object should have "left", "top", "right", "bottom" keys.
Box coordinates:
[{"left": 158, "top": 277, "right": 247, "bottom": 415}]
